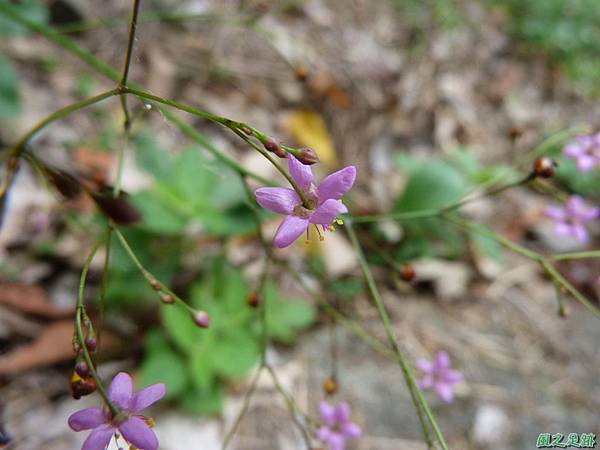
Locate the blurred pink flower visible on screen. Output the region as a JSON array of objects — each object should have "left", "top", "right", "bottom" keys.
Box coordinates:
[
  {"left": 545, "top": 195, "right": 599, "bottom": 243},
  {"left": 255, "top": 155, "right": 356, "bottom": 248},
  {"left": 68, "top": 372, "right": 165, "bottom": 450},
  {"left": 416, "top": 351, "right": 463, "bottom": 404},
  {"left": 315, "top": 401, "right": 361, "bottom": 450},
  {"left": 563, "top": 133, "right": 600, "bottom": 172}
]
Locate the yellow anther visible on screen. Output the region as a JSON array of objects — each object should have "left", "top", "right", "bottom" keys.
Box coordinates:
[
  {"left": 319, "top": 235, "right": 325, "bottom": 241},
  {"left": 305, "top": 240, "right": 310, "bottom": 244},
  {"left": 145, "top": 417, "right": 156, "bottom": 428},
  {"left": 329, "top": 224, "right": 335, "bottom": 232},
  {"left": 335, "top": 219, "right": 344, "bottom": 225}
]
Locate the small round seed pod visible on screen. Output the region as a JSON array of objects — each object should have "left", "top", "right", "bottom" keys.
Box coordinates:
[
  {"left": 297, "top": 147, "right": 320, "bottom": 165},
  {"left": 84, "top": 336, "right": 97, "bottom": 352},
  {"left": 74, "top": 361, "right": 90, "bottom": 378},
  {"left": 160, "top": 294, "right": 174, "bottom": 305},
  {"left": 533, "top": 157, "right": 556, "bottom": 178},
  {"left": 264, "top": 137, "right": 287, "bottom": 158},
  {"left": 323, "top": 376, "right": 338, "bottom": 396},
  {"left": 193, "top": 310, "right": 210, "bottom": 329},
  {"left": 246, "top": 291, "right": 260, "bottom": 308},
  {"left": 399, "top": 264, "right": 416, "bottom": 282},
  {"left": 149, "top": 278, "right": 161, "bottom": 291}
]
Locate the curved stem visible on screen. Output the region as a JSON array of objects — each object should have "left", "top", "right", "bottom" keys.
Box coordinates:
[
  {"left": 345, "top": 221, "right": 448, "bottom": 450},
  {"left": 76, "top": 239, "right": 119, "bottom": 417}
]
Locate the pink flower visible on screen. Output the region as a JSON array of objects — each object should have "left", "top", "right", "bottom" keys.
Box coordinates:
[
  {"left": 315, "top": 401, "right": 362, "bottom": 450},
  {"left": 545, "top": 195, "right": 599, "bottom": 243},
  {"left": 563, "top": 133, "right": 600, "bottom": 172},
  {"left": 416, "top": 351, "right": 463, "bottom": 404},
  {"left": 68, "top": 372, "right": 165, "bottom": 450},
  {"left": 255, "top": 155, "right": 356, "bottom": 248}
]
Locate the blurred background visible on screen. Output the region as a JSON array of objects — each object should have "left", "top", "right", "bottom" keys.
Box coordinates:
[{"left": 1, "top": 0, "right": 600, "bottom": 449}]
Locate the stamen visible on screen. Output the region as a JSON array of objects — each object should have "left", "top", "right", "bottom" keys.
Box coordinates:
[
  {"left": 335, "top": 218, "right": 344, "bottom": 225},
  {"left": 315, "top": 224, "right": 325, "bottom": 241}
]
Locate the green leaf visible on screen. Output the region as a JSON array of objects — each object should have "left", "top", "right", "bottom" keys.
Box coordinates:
[
  {"left": 0, "top": 56, "right": 20, "bottom": 117},
  {"left": 395, "top": 160, "right": 469, "bottom": 212},
  {"left": 211, "top": 330, "right": 259, "bottom": 377},
  {"left": 131, "top": 191, "right": 189, "bottom": 235},
  {"left": 189, "top": 348, "right": 215, "bottom": 390},
  {"left": 265, "top": 284, "right": 315, "bottom": 343},
  {"left": 138, "top": 347, "right": 188, "bottom": 400},
  {"left": 134, "top": 132, "right": 173, "bottom": 179},
  {"left": 162, "top": 304, "right": 201, "bottom": 353},
  {"left": 179, "top": 383, "right": 223, "bottom": 415}
]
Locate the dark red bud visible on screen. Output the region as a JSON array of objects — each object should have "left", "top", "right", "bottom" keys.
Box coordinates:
[
  {"left": 193, "top": 310, "right": 210, "bottom": 328},
  {"left": 297, "top": 147, "right": 320, "bottom": 165},
  {"left": 399, "top": 264, "right": 416, "bottom": 282},
  {"left": 264, "top": 137, "right": 287, "bottom": 158},
  {"left": 533, "top": 157, "right": 556, "bottom": 178},
  {"left": 246, "top": 291, "right": 260, "bottom": 308},
  {"left": 84, "top": 336, "right": 97, "bottom": 352},
  {"left": 74, "top": 361, "right": 89, "bottom": 378},
  {"left": 160, "top": 294, "right": 174, "bottom": 305}
]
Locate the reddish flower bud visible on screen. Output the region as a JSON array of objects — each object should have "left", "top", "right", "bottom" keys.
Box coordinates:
[
  {"left": 84, "top": 336, "right": 97, "bottom": 352},
  {"left": 149, "top": 278, "right": 161, "bottom": 291},
  {"left": 193, "top": 310, "right": 210, "bottom": 328},
  {"left": 533, "top": 157, "right": 556, "bottom": 178},
  {"left": 399, "top": 264, "right": 416, "bottom": 282},
  {"left": 297, "top": 147, "right": 320, "bottom": 165},
  {"left": 246, "top": 291, "right": 260, "bottom": 308},
  {"left": 264, "top": 137, "right": 287, "bottom": 158},
  {"left": 160, "top": 294, "right": 174, "bottom": 305},
  {"left": 323, "top": 376, "right": 338, "bottom": 396},
  {"left": 74, "top": 361, "right": 89, "bottom": 378}
]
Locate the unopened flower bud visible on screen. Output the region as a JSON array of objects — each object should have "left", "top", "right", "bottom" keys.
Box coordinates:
[
  {"left": 84, "top": 336, "right": 97, "bottom": 352},
  {"left": 533, "top": 157, "right": 556, "bottom": 178},
  {"left": 399, "top": 264, "right": 416, "bottom": 282},
  {"left": 74, "top": 361, "right": 89, "bottom": 378},
  {"left": 193, "top": 310, "right": 210, "bottom": 328},
  {"left": 297, "top": 147, "right": 320, "bottom": 165},
  {"left": 264, "top": 137, "right": 287, "bottom": 158},
  {"left": 246, "top": 291, "right": 260, "bottom": 308},
  {"left": 323, "top": 376, "right": 338, "bottom": 396},
  {"left": 160, "top": 294, "right": 174, "bottom": 305},
  {"left": 149, "top": 278, "right": 161, "bottom": 291}
]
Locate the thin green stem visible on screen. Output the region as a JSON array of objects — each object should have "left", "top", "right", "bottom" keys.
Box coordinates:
[
  {"left": 119, "top": 0, "right": 142, "bottom": 130},
  {"left": 112, "top": 226, "right": 196, "bottom": 314},
  {"left": 95, "top": 226, "right": 113, "bottom": 363},
  {"left": 345, "top": 221, "right": 447, "bottom": 450},
  {"left": 75, "top": 239, "right": 119, "bottom": 417},
  {"left": 113, "top": 133, "right": 129, "bottom": 197},
  {"left": 549, "top": 250, "right": 600, "bottom": 261}
]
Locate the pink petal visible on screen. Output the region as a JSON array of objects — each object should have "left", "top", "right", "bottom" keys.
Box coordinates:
[
  {"left": 81, "top": 424, "right": 116, "bottom": 450},
  {"left": 571, "top": 224, "right": 589, "bottom": 243},
  {"left": 442, "top": 369, "right": 464, "bottom": 384},
  {"left": 119, "top": 416, "right": 159, "bottom": 450},
  {"left": 319, "top": 402, "right": 336, "bottom": 425},
  {"left": 317, "top": 166, "right": 356, "bottom": 203},
  {"left": 309, "top": 199, "right": 348, "bottom": 225},
  {"left": 333, "top": 402, "right": 351, "bottom": 423},
  {"left": 131, "top": 383, "right": 166, "bottom": 413},
  {"left": 327, "top": 432, "right": 346, "bottom": 450},
  {"left": 554, "top": 222, "right": 571, "bottom": 236},
  {"left": 273, "top": 215, "right": 309, "bottom": 248},
  {"left": 576, "top": 155, "right": 597, "bottom": 172},
  {"left": 418, "top": 374, "right": 434, "bottom": 389},
  {"left": 288, "top": 154, "right": 314, "bottom": 190},
  {"left": 316, "top": 425, "right": 332, "bottom": 441},
  {"left": 342, "top": 422, "right": 362, "bottom": 439},
  {"left": 566, "top": 196, "right": 585, "bottom": 215},
  {"left": 68, "top": 407, "right": 107, "bottom": 431},
  {"left": 255, "top": 187, "right": 300, "bottom": 215},
  {"left": 544, "top": 206, "right": 565, "bottom": 221},
  {"left": 434, "top": 383, "right": 455, "bottom": 404},
  {"left": 434, "top": 351, "right": 451, "bottom": 370},
  {"left": 577, "top": 206, "right": 599, "bottom": 222},
  {"left": 108, "top": 372, "right": 133, "bottom": 409},
  {"left": 415, "top": 358, "right": 433, "bottom": 374},
  {"left": 563, "top": 143, "right": 583, "bottom": 158}
]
